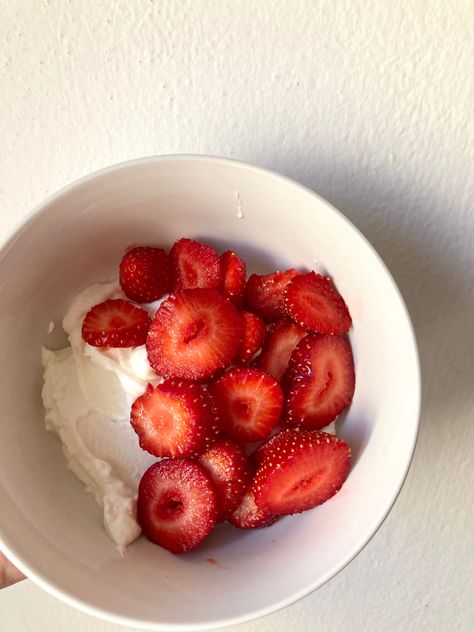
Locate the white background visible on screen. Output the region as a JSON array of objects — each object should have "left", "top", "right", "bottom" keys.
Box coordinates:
[{"left": 1, "top": 1, "right": 473, "bottom": 631}]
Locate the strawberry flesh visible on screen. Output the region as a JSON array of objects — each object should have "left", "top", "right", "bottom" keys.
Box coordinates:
[
  {"left": 245, "top": 269, "right": 301, "bottom": 322},
  {"left": 171, "top": 238, "right": 222, "bottom": 291},
  {"left": 146, "top": 288, "right": 242, "bottom": 381},
  {"left": 228, "top": 489, "right": 278, "bottom": 529},
  {"left": 119, "top": 246, "right": 171, "bottom": 303},
  {"left": 253, "top": 430, "right": 351, "bottom": 515},
  {"left": 284, "top": 334, "right": 355, "bottom": 429},
  {"left": 198, "top": 438, "right": 253, "bottom": 521},
  {"left": 130, "top": 380, "right": 218, "bottom": 458},
  {"left": 220, "top": 250, "right": 246, "bottom": 306},
  {"left": 235, "top": 311, "right": 267, "bottom": 365},
  {"left": 210, "top": 367, "right": 284, "bottom": 442},
  {"left": 284, "top": 272, "right": 351, "bottom": 335},
  {"left": 257, "top": 319, "right": 307, "bottom": 382},
  {"left": 82, "top": 298, "right": 151, "bottom": 348},
  {"left": 137, "top": 459, "right": 218, "bottom": 553}
]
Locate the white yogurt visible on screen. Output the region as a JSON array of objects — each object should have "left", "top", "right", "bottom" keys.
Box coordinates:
[{"left": 42, "top": 283, "right": 163, "bottom": 553}]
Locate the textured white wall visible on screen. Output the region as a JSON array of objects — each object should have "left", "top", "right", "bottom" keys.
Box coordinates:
[{"left": 1, "top": 1, "right": 473, "bottom": 631}]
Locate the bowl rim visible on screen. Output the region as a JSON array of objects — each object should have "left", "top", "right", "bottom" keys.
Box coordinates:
[{"left": 0, "top": 154, "right": 421, "bottom": 631}]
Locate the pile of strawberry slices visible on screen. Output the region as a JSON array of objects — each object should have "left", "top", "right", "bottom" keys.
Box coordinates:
[{"left": 81, "top": 238, "right": 355, "bottom": 553}]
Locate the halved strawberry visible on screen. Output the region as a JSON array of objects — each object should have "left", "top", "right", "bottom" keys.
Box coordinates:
[
  {"left": 146, "top": 288, "right": 242, "bottom": 381},
  {"left": 137, "top": 459, "right": 218, "bottom": 553},
  {"left": 130, "top": 380, "right": 218, "bottom": 458},
  {"left": 284, "top": 272, "right": 351, "bottom": 335},
  {"left": 119, "top": 246, "right": 171, "bottom": 303},
  {"left": 284, "top": 334, "right": 355, "bottom": 429},
  {"left": 244, "top": 269, "right": 301, "bottom": 322},
  {"left": 220, "top": 250, "right": 246, "bottom": 306},
  {"left": 235, "top": 311, "right": 267, "bottom": 365},
  {"left": 82, "top": 299, "right": 151, "bottom": 347},
  {"left": 253, "top": 430, "right": 351, "bottom": 515},
  {"left": 257, "top": 319, "right": 307, "bottom": 382},
  {"left": 198, "top": 438, "right": 253, "bottom": 521},
  {"left": 228, "top": 489, "right": 278, "bottom": 529},
  {"left": 170, "top": 238, "right": 222, "bottom": 291},
  {"left": 210, "top": 367, "right": 283, "bottom": 442}
]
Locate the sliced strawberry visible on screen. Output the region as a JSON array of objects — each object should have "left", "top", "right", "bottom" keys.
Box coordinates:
[
  {"left": 170, "top": 238, "right": 222, "bottom": 291},
  {"left": 119, "top": 246, "right": 171, "bottom": 303},
  {"left": 244, "top": 269, "right": 301, "bottom": 322},
  {"left": 220, "top": 250, "right": 246, "bottom": 306},
  {"left": 228, "top": 489, "right": 278, "bottom": 529},
  {"left": 210, "top": 367, "right": 283, "bottom": 442},
  {"left": 284, "top": 272, "right": 351, "bottom": 335},
  {"left": 250, "top": 429, "right": 294, "bottom": 467},
  {"left": 146, "top": 288, "right": 242, "bottom": 381},
  {"left": 82, "top": 299, "right": 151, "bottom": 348},
  {"left": 253, "top": 430, "right": 351, "bottom": 516},
  {"left": 257, "top": 319, "right": 307, "bottom": 382},
  {"left": 137, "top": 459, "right": 218, "bottom": 553},
  {"left": 284, "top": 334, "right": 355, "bottom": 429},
  {"left": 235, "top": 311, "right": 267, "bottom": 365},
  {"left": 251, "top": 425, "right": 336, "bottom": 470},
  {"left": 130, "top": 380, "right": 218, "bottom": 458},
  {"left": 198, "top": 438, "right": 253, "bottom": 521}
]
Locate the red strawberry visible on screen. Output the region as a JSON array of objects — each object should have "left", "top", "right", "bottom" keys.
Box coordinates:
[
  {"left": 250, "top": 429, "right": 294, "bottom": 467},
  {"left": 170, "top": 238, "right": 222, "bottom": 291},
  {"left": 198, "top": 438, "right": 253, "bottom": 521},
  {"left": 82, "top": 299, "right": 151, "bottom": 347},
  {"left": 119, "top": 246, "right": 171, "bottom": 303},
  {"left": 244, "top": 269, "right": 301, "bottom": 322},
  {"left": 137, "top": 459, "right": 218, "bottom": 553},
  {"left": 210, "top": 367, "right": 283, "bottom": 442},
  {"left": 284, "top": 272, "right": 351, "bottom": 335},
  {"left": 253, "top": 430, "right": 351, "bottom": 516},
  {"left": 235, "top": 311, "right": 267, "bottom": 365},
  {"left": 130, "top": 380, "right": 218, "bottom": 458},
  {"left": 284, "top": 334, "right": 355, "bottom": 429},
  {"left": 228, "top": 490, "right": 278, "bottom": 529},
  {"left": 146, "top": 288, "right": 242, "bottom": 381},
  {"left": 257, "top": 319, "right": 307, "bottom": 382},
  {"left": 220, "top": 250, "right": 246, "bottom": 306}
]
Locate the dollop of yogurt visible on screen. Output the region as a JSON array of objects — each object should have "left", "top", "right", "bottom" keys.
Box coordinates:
[{"left": 42, "top": 282, "right": 164, "bottom": 553}]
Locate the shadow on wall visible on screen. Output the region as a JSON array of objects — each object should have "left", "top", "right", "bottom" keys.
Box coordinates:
[{"left": 274, "top": 160, "right": 474, "bottom": 433}]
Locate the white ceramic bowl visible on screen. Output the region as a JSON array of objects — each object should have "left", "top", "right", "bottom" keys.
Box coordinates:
[{"left": 0, "top": 155, "right": 420, "bottom": 630}]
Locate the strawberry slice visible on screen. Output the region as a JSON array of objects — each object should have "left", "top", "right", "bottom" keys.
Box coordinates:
[
  {"left": 146, "top": 288, "right": 242, "bottom": 381},
  {"left": 210, "top": 367, "right": 283, "bottom": 442},
  {"left": 130, "top": 380, "right": 218, "bottom": 458},
  {"left": 235, "top": 311, "right": 267, "bottom": 365},
  {"left": 137, "top": 459, "right": 218, "bottom": 553},
  {"left": 244, "top": 269, "right": 301, "bottom": 322},
  {"left": 253, "top": 430, "right": 351, "bottom": 516},
  {"left": 82, "top": 298, "right": 151, "bottom": 347},
  {"left": 257, "top": 319, "right": 307, "bottom": 382},
  {"left": 220, "top": 250, "right": 246, "bottom": 306},
  {"left": 170, "top": 238, "right": 222, "bottom": 291},
  {"left": 228, "top": 490, "right": 278, "bottom": 529},
  {"left": 198, "top": 438, "right": 253, "bottom": 521},
  {"left": 284, "top": 272, "right": 351, "bottom": 335},
  {"left": 284, "top": 334, "right": 355, "bottom": 429},
  {"left": 119, "top": 246, "right": 171, "bottom": 303},
  {"left": 250, "top": 429, "right": 294, "bottom": 467},
  {"left": 251, "top": 424, "right": 336, "bottom": 467}
]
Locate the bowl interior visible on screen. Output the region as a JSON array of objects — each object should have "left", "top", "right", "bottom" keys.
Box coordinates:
[{"left": 0, "top": 157, "right": 419, "bottom": 630}]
